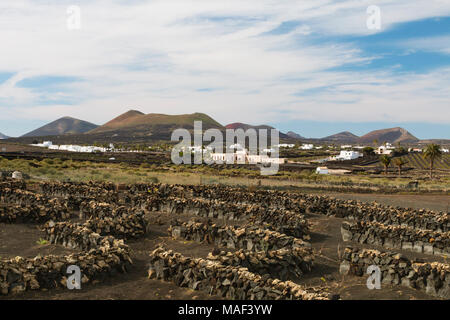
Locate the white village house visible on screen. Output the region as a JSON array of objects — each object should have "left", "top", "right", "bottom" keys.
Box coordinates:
[
  {"left": 211, "top": 149, "right": 285, "bottom": 165},
  {"left": 330, "top": 150, "right": 362, "bottom": 161},
  {"left": 316, "top": 167, "right": 329, "bottom": 175},
  {"left": 375, "top": 146, "right": 393, "bottom": 155},
  {"left": 31, "top": 141, "right": 109, "bottom": 153},
  {"left": 300, "top": 144, "right": 314, "bottom": 150},
  {"left": 276, "top": 144, "right": 295, "bottom": 148}
]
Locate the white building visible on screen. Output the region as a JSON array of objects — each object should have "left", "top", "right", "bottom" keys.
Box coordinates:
[
  {"left": 229, "top": 143, "right": 243, "bottom": 150},
  {"left": 340, "top": 145, "right": 352, "bottom": 149},
  {"left": 212, "top": 153, "right": 235, "bottom": 163},
  {"left": 376, "top": 146, "right": 393, "bottom": 155},
  {"left": 261, "top": 156, "right": 285, "bottom": 164},
  {"left": 300, "top": 144, "right": 314, "bottom": 150},
  {"left": 316, "top": 167, "right": 329, "bottom": 175},
  {"left": 333, "top": 150, "right": 362, "bottom": 161},
  {"left": 276, "top": 144, "right": 295, "bottom": 148},
  {"left": 188, "top": 146, "right": 202, "bottom": 153},
  {"left": 441, "top": 148, "right": 449, "bottom": 153},
  {"left": 211, "top": 149, "right": 285, "bottom": 165}
]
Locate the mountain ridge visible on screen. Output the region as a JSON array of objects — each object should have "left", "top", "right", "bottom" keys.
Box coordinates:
[
  {"left": 357, "top": 127, "right": 419, "bottom": 144},
  {"left": 22, "top": 117, "right": 99, "bottom": 137},
  {"left": 322, "top": 131, "right": 359, "bottom": 143}
]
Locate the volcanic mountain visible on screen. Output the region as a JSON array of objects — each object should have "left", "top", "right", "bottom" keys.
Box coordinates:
[
  {"left": 286, "top": 131, "right": 303, "bottom": 139},
  {"left": 0, "top": 132, "right": 9, "bottom": 139},
  {"left": 88, "top": 110, "right": 224, "bottom": 137},
  {"left": 22, "top": 117, "right": 99, "bottom": 137},
  {"left": 322, "top": 131, "right": 359, "bottom": 143},
  {"left": 357, "top": 127, "right": 419, "bottom": 144},
  {"left": 225, "top": 123, "right": 291, "bottom": 139}
]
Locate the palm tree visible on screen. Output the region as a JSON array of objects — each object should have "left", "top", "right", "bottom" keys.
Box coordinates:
[
  {"left": 379, "top": 155, "right": 391, "bottom": 175},
  {"left": 393, "top": 158, "right": 408, "bottom": 176},
  {"left": 423, "top": 144, "right": 442, "bottom": 179},
  {"left": 373, "top": 139, "right": 379, "bottom": 148}
]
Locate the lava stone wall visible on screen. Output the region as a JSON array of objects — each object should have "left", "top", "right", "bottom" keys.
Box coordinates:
[{"left": 340, "top": 247, "right": 450, "bottom": 299}]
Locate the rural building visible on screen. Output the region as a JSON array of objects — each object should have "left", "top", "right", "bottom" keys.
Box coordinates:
[
  {"left": 212, "top": 153, "right": 235, "bottom": 163},
  {"left": 376, "top": 146, "right": 393, "bottom": 155},
  {"left": 211, "top": 149, "right": 285, "bottom": 165},
  {"left": 276, "top": 144, "right": 295, "bottom": 148},
  {"left": 12, "top": 171, "right": 23, "bottom": 179},
  {"left": 332, "top": 150, "right": 362, "bottom": 161},
  {"left": 316, "top": 167, "right": 329, "bottom": 174},
  {"left": 300, "top": 144, "right": 314, "bottom": 150},
  {"left": 229, "top": 143, "right": 243, "bottom": 150}
]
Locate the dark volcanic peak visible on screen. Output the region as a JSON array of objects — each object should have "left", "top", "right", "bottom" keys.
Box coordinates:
[
  {"left": 322, "top": 131, "right": 359, "bottom": 142},
  {"left": 286, "top": 131, "right": 303, "bottom": 139},
  {"left": 358, "top": 127, "right": 419, "bottom": 144},
  {"left": 22, "top": 117, "right": 99, "bottom": 137},
  {"left": 225, "top": 122, "right": 292, "bottom": 139}
]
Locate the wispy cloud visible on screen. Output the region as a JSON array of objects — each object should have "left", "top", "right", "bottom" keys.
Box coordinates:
[{"left": 0, "top": 0, "right": 449, "bottom": 137}]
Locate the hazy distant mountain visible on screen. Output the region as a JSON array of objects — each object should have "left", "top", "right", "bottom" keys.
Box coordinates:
[
  {"left": 22, "top": 117, "right": 99, "bottom": 137},
  {"left": 418, "top": 139, "right": 450, "bottom": 145},
  {"left": 358, "top": 127, "right": 419, "bottom": 144},
  {"left": 225, "top": 123, "right": 291, "bottom": 139},
  {"left": 322, "top": 131, "right": 359, "bottom": 143},
  {"left": 225, "top": 122, "right": 275, "bottom": 131},
  {"left": 286, "top": 131, "right": 303, "bottom": 139},
  {"left": 0, "top": 132, "right": 9, "bottom": 139}
]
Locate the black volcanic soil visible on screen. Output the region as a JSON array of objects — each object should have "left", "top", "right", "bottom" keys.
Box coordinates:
[
  {"left": 326, "top": 193, "right": 450, "bottom": 212},
  {"left": 2, "top": 201, "right": 447, "bottom": 300},
  {"left": 0, "top": 223, "right": 76, "bottom": 259}
]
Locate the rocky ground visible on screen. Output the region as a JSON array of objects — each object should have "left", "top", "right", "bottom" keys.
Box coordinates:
[{"left": 2, "top": 205, "right": 446, "bottom": 300}]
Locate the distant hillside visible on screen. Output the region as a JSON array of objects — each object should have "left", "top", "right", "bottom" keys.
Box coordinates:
[
  {"left": 358, "top": 127, "right": 418, "bottom": 144},
  {"left": 225, "top": 123, "right": 290, "bottom": 139},
  {"left": 0, "top": 132, "right": 9, "bottom": 139},
  {"left": 322, "top": 131, "right": 359, "bottom": 143},
  {"left": 88, "top": 110, "right": 145, "bottom": 133},
  {"left": 286, "top": 131, "right": 303, "bottom": 139},
  {"left": 22, "top": 117, "right": 99, "bottom": 137},
  {"left": 418, "top": 139, "right": 450, "bottom": 146},
  {"left": 88, "top": 110, "right": 224, "bottom": 138},
  {"left": 225, "top": 123, "right": 275, "bottom": 131}
]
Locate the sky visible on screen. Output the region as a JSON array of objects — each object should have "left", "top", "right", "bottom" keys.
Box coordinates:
[{"left": 0, "top": 0, "right": 449, "bottom": 139}]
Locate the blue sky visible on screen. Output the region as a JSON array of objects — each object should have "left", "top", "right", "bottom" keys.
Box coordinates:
[{"left": 0, "top": 0, "right": 449, "bottom": 139}]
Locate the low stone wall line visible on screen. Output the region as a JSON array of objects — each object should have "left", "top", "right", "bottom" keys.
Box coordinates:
[{"left": 340, "top": 247, "right": 450, "bottom": 299}]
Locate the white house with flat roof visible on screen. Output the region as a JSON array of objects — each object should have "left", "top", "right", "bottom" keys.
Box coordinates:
[
  {"left": 376, "top": 146, "right": 393, "bottom": 155},
  {"left": 300, "top": 144, "right": 314, "bottom": 150},
  {"left": 331, "top": 150, "right": 362, "bottom": 161},
  {"left": 211, "top": 149, "right": 285, "bottom": 165}
]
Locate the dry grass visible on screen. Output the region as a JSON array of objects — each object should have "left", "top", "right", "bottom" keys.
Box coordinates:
[{"left": 0, "top": 156, "right": 448, "bottom": 191}]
